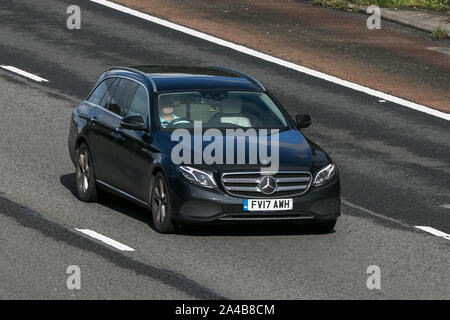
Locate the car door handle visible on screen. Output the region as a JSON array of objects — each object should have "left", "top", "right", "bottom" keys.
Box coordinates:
[{"left": 90, "top": 116, "right": 98, "bottom": 124}]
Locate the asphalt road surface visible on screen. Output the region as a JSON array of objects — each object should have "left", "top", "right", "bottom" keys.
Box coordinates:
[{"left": 0, "top": 0, "right": 449, "bottom": 299}]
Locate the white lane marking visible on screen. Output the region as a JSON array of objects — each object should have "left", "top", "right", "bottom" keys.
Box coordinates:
[
  {"left": 341, "top": 198, "right": 411, "bottom": 228},
  {"left": 415, "top": 226, "right": 450, "bottom": 241},
  {"left": 75, "top": 228, "right": 135, "bottom": 251},
  {"left": 343, "top": 199, "right": 450, "bottom": 242},
  {"left": 0, "top": 65, "right": 49, "bottom": 82},
  {"left": 91, "top": 0, "right": 450, "bottom": 121},
  {"left": 439, "top": 204, "right": 450, "bottom": 209}
]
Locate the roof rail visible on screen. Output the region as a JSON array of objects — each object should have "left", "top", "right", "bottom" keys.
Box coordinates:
[
  {"left": 207, "top": 66, "right": 266, "bottom": 91},
  {"left": 106, "top": 66, "right": 157, "bottom": 92}
]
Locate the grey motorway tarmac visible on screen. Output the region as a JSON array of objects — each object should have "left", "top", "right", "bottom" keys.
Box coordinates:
[{"left": 0, "top": 0, "right": 449, "bottom": 299}]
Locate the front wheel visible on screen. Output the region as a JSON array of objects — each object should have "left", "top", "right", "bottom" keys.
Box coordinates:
[
  {"left": 150, "top": 172, "right": 176, "bottom": 234},
  {"left": 75, "top": 143, "right": 98, "bottom": 202}
]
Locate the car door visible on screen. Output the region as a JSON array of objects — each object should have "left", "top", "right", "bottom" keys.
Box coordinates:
[
  {"left": 113, "top": 84, "right": 156, "bottom": 202},
  {"left": 86, "top": 77, "right": 120, "bottom": 183},
  {"left": 101, "top": 78, "right": 141, "bottom": 191}
]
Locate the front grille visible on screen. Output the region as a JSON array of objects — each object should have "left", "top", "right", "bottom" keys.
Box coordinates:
[{"left": 221, "top": 171, "right": 312, "bottom": 198}]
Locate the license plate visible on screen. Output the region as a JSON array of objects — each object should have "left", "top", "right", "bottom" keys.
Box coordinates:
[{"left": 243, "top": 199, "right": 293, "bottom": 212}]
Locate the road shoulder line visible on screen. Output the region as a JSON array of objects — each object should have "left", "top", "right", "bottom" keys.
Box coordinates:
[{"left": 90, "top": 0, "right": 450, "bottom": 121}]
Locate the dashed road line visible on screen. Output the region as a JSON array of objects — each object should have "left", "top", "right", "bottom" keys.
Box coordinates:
[
  {"left": 0, "top": 196, "right": 223, "bottom": 299},
  {"left": 415, "top": 226, "right": 450, "bottom": 241},
  {"left": 343, "top": 198, "right": 450, "bottom": 242},
  {"left": 0, "top": 65, "right": 49, "bottom": 83},
  {"left": 341, "top": 198, "right": 411, "bottom": 228},
  {"left": 91, "top": 0, "right": 450, "bottom": 121},
  {"left": 75, "top": 228, "right": 135, "bottom": 251}
]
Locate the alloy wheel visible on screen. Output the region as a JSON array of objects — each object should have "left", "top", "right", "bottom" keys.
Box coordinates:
[
  {"left": 77, "top": 149, "right": 90, "bottom": 194},
  {"left": 153, "top": 178, "right": 167, "bottom": 224}
]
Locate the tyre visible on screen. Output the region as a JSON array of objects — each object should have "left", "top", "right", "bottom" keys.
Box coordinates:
[
  {"left": 307, "top": 219, "right": 336, "bottom": 234},
  {"left": 150, "top": 172, "right": 176, "bottom": 234},
  {"left": 75, "top": 143, "right": 98, "bottom": 202}
]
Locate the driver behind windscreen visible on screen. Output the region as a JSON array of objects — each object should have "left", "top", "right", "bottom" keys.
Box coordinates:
[{"left": 159, "top": 96, "right": 180, "bottom": 128}]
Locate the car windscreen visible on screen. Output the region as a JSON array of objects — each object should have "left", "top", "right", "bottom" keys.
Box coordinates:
[{"left": 157, "top": 91, "right": 290, "bottom": 130}]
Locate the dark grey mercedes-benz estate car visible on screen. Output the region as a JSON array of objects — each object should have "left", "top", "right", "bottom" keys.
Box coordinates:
[{"left": 68, "top": 66, "right": 340, "bottom": 233}]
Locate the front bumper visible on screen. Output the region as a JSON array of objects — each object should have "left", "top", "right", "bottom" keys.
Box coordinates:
[{"left": 168, "top": 175, "right": 340, "bottom": 224}]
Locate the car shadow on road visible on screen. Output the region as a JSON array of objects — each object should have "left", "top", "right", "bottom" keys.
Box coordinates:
[
  {"left": 60, "top": 173, "right": 79, "bottom": 199},
  {"left": 60, "top": 173, "right": 335, "bottom": 237},
  {"left": 60, "top": 173, "right": 155, "bottom": 229}
]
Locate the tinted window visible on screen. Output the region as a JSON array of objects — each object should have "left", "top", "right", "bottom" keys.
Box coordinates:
[
  {"left": 105, "top": 79, "right": 139, "bottom": 116},
  {"left": 88, "top": 78, "right": 115, "bottom": 105},
  {"left": 126, "top": 86, "right": 149, "bottom": 126},
  {"left": 99, "top": 78, "right": 119, "bottom": 108}
]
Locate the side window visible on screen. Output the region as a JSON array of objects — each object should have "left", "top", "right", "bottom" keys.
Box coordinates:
[
  {"left": 126, "top": 86, "right": 149, "bottom": 126},
  {"left": 99, "top": 78, "right": 119, "bottom": 108},
  {"left": 88, "top": 78, "right": 116, "bottom": 105},
  {"left": 105, "top": 79, "right": 139, "bottom": 116}
]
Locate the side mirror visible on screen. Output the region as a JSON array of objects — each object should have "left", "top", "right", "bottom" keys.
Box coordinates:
[
  {"left": 120, "top": 115, "right": 146, "bottom": 131},
  {"left": 295, "top": 114, "right": 311, "bottom": 129}
]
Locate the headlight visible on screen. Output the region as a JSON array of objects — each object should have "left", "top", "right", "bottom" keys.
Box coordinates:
[
  {"left": 179, "top": 165, "right": 217, "bottom": 188},
  {"left": 313, "top": 164, "right": 336, "bottom": 186}
]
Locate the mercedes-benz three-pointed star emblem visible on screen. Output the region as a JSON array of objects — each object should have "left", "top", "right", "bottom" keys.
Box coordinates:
[{"left": 258, "top": 176, "right": 277, "bottom": 195}]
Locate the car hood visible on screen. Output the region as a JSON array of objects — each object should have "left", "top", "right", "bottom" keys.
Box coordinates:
[{"left": 154, "top": 129, "right": 330, "bottom": 172}]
